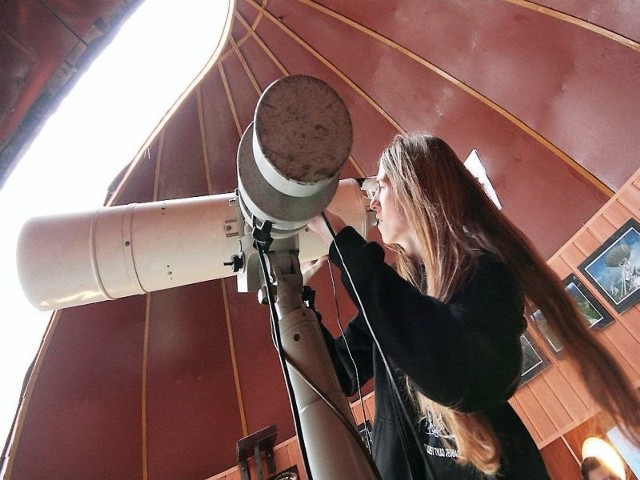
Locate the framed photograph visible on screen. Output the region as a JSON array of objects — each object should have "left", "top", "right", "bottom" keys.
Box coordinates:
[
  {"left": 519, "top": 331, "right": 550, "bottom": 386},
  {"left": 564, "top": 274, "right": 613, "bottom": 330},
  {"left": 578, "top": 218, "right": 640, "bottom": 313},
  {"left": 531, "top": 308, "right": 564, "bottom": 356},
  {"left": 531, "top": 274, "right": 616, "bottom": 356}
]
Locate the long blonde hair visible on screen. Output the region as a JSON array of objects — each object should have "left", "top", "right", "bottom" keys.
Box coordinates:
[{"left": 378, "top": 133, "right": 640, "bottom": 475}]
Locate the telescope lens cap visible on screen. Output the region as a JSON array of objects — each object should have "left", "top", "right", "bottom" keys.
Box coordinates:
[{"left": 253, "top": 75, "right": 352, "bottom": 187}]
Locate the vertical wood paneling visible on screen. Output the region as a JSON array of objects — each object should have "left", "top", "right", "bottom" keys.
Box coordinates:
[
  {"left": 557, "top": 362, "right": 598, "bottom": 412},
  {"left": 510, "top": 396, "right": 543, "bottom": 444},
  {"left": 285, "top": 441, "right": 308, "bottom": 480},
  {"left": 602, "top": 199, "right": 636, "bottom": 227},
  {"left": 513, "top": 166, "right": 640, "bottom": 458},
  {"left": 514, "top": 387, "right": 558, "bottom": 440},
  {"left": 603, "top": 317, "right": 640, "bottom": 370},
  {"left": 365, "top": 394, "right": 375, "bottom": 420},
  {"left": 621, "top": 182, "right": 640, "bottom": 211},
  {"left": 559, "top": 243, "right": 588, "bottom": 268},
  {"left": 527, "top": 378, "right": 573, "bottom": 429},
  {"left": 598, "top": 330, "right": 640, "bottom": 379},
  {"left": 539, "top": 368, "right": 589, "bottom": 421},
  {"left": 589, "top": 215, "right": 617, "bottom": 241},
  {"left": 573, "top": 229, "right": 602, "bottom": 257},
  {"left": 547, "top": 255, "right": 573, "bottom": 280},
  {"left": 350, "top": 400, "right": 366, "bottom": 426},
  {"left": 619, "top": 306, "right": 640, "bottom": 340}
]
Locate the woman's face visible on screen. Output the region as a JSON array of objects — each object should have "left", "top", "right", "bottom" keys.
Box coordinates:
[{"left": 370, "top": 165, "right": 419, "bottom": 258}]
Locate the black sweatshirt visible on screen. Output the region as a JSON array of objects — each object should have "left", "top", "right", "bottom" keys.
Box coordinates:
[{"left": 323, "top": 227, "right": 550, "bottom": 479}]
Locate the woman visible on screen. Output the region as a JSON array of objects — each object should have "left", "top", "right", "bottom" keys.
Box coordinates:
[{"left": 308, "top": 133, "right": 640, "bottom": 479}]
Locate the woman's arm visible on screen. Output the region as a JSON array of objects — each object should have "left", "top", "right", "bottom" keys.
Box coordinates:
[
  {"left": 329, "top": 227, "right": 525, "bottom": 412},
  {"left": 319, "top": 316, "right": 374, "bottom": 397}
]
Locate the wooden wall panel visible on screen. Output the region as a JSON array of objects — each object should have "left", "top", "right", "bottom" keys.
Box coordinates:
[
  {"left": 514, "top": 166, "right": 640, "bottom": 478},
  {"left": 620, "top": 305, "right": 640, "bottom": 340},
  {"left": 603, "top": 200, "right": 637, "bottom": 228},
  {"left": 559, "top": 242, "right": 588, "bottom": 270},
  {"left": 538, "top": 368, "right": 589, "bottom": 422},
  {"left": 547, "top": 255, "right": 573, "bottom": 280},
  {"left": 573, "top": 229, "right": 603, "bottom": 258},
  {"left": 557, "top": 362, "right": 598, "bottom": 413},
  {"left": 590, "top": 215, "right": 618, "bottom": 241},
  {"left": 527, "top": 378, "right": 573, "bottom": 431},
  {"left": 510, "top": 396, "right": 542, "bottom": 444},
  {"left": 624, "top": 182, "right": 640, "bottom": 207},
  {"left": 350, "top": 392, "right": 375, "bottom": 425},
  {"left": 515, "top": 386, "right": 558, "bottom": 441}
]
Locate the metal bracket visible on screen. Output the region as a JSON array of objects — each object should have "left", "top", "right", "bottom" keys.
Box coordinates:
[{"left": 237, "top": 424, "right": 278, "bottom": 480}]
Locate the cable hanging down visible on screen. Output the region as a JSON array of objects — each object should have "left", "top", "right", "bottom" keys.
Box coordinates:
[{"left": 320, "top": 211, "right": 434, "bottom": 479}]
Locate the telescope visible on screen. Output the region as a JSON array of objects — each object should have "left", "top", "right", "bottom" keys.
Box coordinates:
[
  {"left": 17, "top": 75, "right": 374, "bottom": 311},
  {"left": 16, "top": 74, "right": 380, "bottom": 479},
  {"left": 16, "top": 178, "right": 371, "bottom": 310}
]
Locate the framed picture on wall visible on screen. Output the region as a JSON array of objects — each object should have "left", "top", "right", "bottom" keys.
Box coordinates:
[
  {"left": 531, "top": 274, "right": 615, "bottom": 356},
  {"left": 530, "top": 309, "right": 564, "bottom": 356},
  {"left": 578, "top": 218, "right": 640, "bottom": 314},
  {"left": 519, "top": 331, "right": 550, "bottom": 386},
  {"left": 564, "top": 274, "right": 614, "bottom": 330}
]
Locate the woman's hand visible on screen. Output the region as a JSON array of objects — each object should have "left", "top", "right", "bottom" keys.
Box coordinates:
[
  {"left": 301, "top": 255, "right": 328, "bottom": 284},
  {"left": 307, "top": 210, "right": 347, "bottom": 245},
  {"left": 301, "top": 211, "right": 345, "bottom": 284}
]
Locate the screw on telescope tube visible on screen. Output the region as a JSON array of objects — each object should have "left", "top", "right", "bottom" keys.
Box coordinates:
[{"left": 224, "top": 254, "right": 244, "bottom": 272}]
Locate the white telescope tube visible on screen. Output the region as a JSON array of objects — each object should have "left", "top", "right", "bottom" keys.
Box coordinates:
[
  {"left": 17, "top": 179, "right": 372, "bottom": 311},
  {"left": 17, "top": 193, "right": 239, "bottom": 310}
]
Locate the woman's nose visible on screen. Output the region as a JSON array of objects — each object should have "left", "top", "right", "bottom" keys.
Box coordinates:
[{"left": 369, "top": 194, "right": 379, "bottom": 211}]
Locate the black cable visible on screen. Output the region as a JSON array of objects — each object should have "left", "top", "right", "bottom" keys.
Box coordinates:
[
  {"left": 320, "top": 211, "right": 435, "bottom": 479},
  {"left": 326, "top": 257, "right": 373, "bottom": 452}
]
